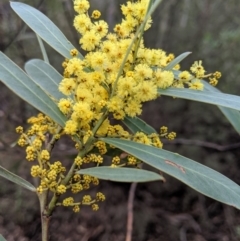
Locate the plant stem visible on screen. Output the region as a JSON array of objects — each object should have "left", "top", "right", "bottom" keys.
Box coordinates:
[
  {"left": 45, "top": 111, "right": 109, "bottom": 216},
  {"left": 125, "top": 183, "right": 137, "bottom": 241},
  {"left": 46, "top": 126, "right": 63, "bottom": 152},
  {"left": 41, "top": 214, "right": 50, "bottom": 241},
  {"left": 46, "top": 193, "right": 59, "bottom": 216},
  {"left": 39, "top": 190, "right": 50, "bottom": 241},
  {"left": 62, "top": 111, "right": 109, "bottom": 184}
]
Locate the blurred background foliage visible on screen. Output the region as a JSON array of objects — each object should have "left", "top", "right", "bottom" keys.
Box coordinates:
[{"left": 1, "top": 0, "right": 240, "bottom": 240}]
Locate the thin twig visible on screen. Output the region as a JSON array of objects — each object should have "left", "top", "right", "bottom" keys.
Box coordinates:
[{"left": 125, "top": 182, "right": 137, "bottom": 241}]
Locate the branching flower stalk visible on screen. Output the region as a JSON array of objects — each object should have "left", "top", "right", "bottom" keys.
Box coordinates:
[{"left": 14, "top": 0, "right": 221, "bottom": 240}]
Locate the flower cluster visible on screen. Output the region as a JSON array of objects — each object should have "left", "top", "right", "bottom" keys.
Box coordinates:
[
  {"left": 176, "top": 61, "right": 221, "bottom": 90},
  {"left": 59, "top": 0, "right": 221, "bottom": 139},
  {"left": 16, "top": 0, "right": 221, "bottom": 214},
  {"left": 62, "top": 191, "right": 105, "bottom": 212},
  {"left": 16, "top": 113, "right": 103, "bottom": 211},
  {"left": 16, "top": 114, "right": 68, "bottom": 194},
  {"left": 110, "top": 129, "right": 176, "bottom": 167},
  {"left": 61, "top": 0, "right": 175, "bottom": 134}
]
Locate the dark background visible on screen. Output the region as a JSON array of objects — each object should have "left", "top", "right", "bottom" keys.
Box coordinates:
[{"left": 1, "top": 0, "right": 240, "bottom": 240}]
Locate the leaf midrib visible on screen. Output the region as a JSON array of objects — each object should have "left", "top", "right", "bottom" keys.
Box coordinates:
[{"left": 102, "top": 138, "right": 240, "bottom": 198}]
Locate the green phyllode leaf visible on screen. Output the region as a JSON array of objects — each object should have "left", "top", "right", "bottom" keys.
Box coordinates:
[
  {"left": 10, "top": 2, "right": 83, "bottom": 59},
  {"left": 25, "top": 59, "right": 64, "bottom": 101},
  {"left": 0, "top": 165, "right": 36, "bottom": 192},
  {"left": 202, "top": 80, "right": 240, "bottom": 134},
  {"left": 122, "top": 116, "right": 157, "bottom": 134},
  {"left": 158, "top": 87, "right": 240, "bottom": 112},
  {"left": 164, "top": 52, "right": 192, "bottom": 71},
  {"left": 101, "top": 138, "right": 240, "bottom": 209},
  {"left": 78, "top": 167, "right": 164, "bottom": 182},
  {"left": 0, "top": 52, "right": 66, "bottom": 126},
  {"left": 0, "top": 234, "right": 7, "bottom": 241}
]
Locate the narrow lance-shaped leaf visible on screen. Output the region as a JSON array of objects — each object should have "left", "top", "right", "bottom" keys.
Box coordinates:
[
  {"left": 78, "top": 167, "right": 164, "bottom": 182},
  {"left": 101, "top": 138, "right": 240, "bottom": 210},
  {"left": 0, "top": 165, "right": 36, "bottom": 192},
  {"left": 164, "top": 52, "right": 192, "bottom": 71},
  {"left": 158, "top": 87, "right": 240, "bottom": 112},
  {"left": 122, "top": 116, "right": 157, "bottom": 134},
  {"left": 10, "top": 2, "right": 83, "bottom": 60},
  {"left": 202, "top": 80, "right": 240, "bottom": 134},
  {"left": 25, "top": 59, "right": 65, "bottom": 101},
  {"left": 0, "top": 234, "right": 7, "bottom": 241},
  {"left": 0, "top": 52, "right": 66, "bottom": 126}
]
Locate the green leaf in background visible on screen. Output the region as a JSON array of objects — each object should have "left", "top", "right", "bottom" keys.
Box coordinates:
[
  {"left": 122, "top": 116, "right": 157, "bottom": 134},
  {"left": 164, "top": 52, "right": 192, "bottom": 71},
  {"left": 0, "top": 234, "right": 7, "bottom": 241},
  {"left": 78, "top": 166, "right": 164, "bottom": 182},
  {"left": 0, "top": 52, "right": 66, "bottom": 126},
  {"left": 158, "top": 87, "right": 240, "bottom": 111},
  {"left": 0, "top": 165, "right": 36, "bottom": 192},
  {"left": 202, "top": 80, "right": 240, "bottom": 134},
  {"left": 101, "top": 138, "right": 240, "bottom": 209},
  {"left": 25, "top": 59, "right": 64, "bottom": 101},
  {"left": 10, "top": 2, "right": 83, "bottom": 60}
]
